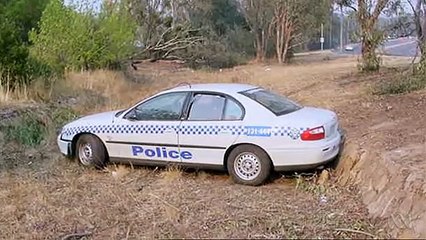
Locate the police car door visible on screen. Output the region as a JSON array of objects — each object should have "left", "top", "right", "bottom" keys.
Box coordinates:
[
  {"left": 107, "top": 91, "right": 190, "bottom": 164},
  {"left": 179, "top": 92, "right": 244, "bottom": 166}
]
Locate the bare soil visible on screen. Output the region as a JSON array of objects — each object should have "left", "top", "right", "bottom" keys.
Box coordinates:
[{"left": 0, "top": 55, "right": 424, "bottom": 239}]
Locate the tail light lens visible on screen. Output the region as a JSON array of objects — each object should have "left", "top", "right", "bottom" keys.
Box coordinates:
[{"left": 301, "top": 126, "right": 325, "bottom": 141}]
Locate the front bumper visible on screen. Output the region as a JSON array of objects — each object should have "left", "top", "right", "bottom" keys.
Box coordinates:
[{"left": 57, "top": 134, "right": 72, "bottom": 157}]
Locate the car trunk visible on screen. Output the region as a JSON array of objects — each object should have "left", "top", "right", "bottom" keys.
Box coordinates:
[{"left": 283, "top": 107, "right": 339, "bottom": 140}]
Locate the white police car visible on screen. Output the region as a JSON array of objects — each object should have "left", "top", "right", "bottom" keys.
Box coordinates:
[{"left": 57, "top": 83, "right": 345, "bottom": 186}]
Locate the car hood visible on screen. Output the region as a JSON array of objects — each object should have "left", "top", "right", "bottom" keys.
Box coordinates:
[{"left": 66, "top": 110, "right": 121, "bottom": 127}]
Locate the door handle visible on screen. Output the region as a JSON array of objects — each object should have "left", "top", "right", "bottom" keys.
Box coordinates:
[
  {"left": 164, "top": 128, "right": 173, "bottom": 134},
  {"left": 219, "top": 129, "right": 231, "bottom": 134}
]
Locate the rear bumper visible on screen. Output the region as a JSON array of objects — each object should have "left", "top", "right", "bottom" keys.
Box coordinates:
[{"left": 272, "top": 128, "right": 346, "bottom": 171}]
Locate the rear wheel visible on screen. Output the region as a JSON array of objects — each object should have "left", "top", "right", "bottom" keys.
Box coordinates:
[
  {"left": 227, "top": 145, "right": 272, "bottom": 186},
  {"left": 75, "top": 134, "right": 107, "bottom": 169}
]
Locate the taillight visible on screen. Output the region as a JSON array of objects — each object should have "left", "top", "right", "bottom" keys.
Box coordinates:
[{"left": 301, "top": 126, "right": 325, "bottom": 141}]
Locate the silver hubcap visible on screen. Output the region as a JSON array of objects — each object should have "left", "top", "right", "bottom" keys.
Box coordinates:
[
  {"left": 79, "top": 143, "right": 93, "bottom": 166},
  {"left": 234, "top": 152, "right": 261, "bottom": 180}
]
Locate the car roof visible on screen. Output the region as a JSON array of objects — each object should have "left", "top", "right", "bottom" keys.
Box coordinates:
[{"left": 165, "top": 83, "right": 259, "bottom": 95}]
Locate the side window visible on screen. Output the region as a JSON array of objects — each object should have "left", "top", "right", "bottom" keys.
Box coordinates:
[
  {"left": 129, "top": 92, "right": 188, "bottom": 121},
  {"left": 223, "top": 98, "right": 243, "bottom": 120},
  {"left": 188, "top": 94, "right": 226, "bottom": 121}
]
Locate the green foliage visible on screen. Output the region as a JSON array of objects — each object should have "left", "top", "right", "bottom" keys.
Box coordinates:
[
  {"left": 30, "top": 0, "right": 137, "bottom": 72},
  {"left": 2, "top": 113, "right": 47, "bottom": 147},
  {"left": 0, "top": 0, "right": 50, "bottom": 87},
  {"left": 373, "top": 75, "right": 426, "bottom": 95},
  {"left": 1, "top": 106, "right": 77, "bottom": 147},
  {"left": 52, "top": 107, "right": 78, "bottom": 127}
]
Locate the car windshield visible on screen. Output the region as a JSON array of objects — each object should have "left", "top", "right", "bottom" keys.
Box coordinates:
[{"left": 240, "top": 88, "right": 302, "bottom": 116}]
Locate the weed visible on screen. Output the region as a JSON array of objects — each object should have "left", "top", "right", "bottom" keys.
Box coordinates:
[
  {"left": 2, "top": 112, "right": 47, "bottom": 147},
  {"left": 51, "top": 107, "right": 78, "bottom": 127},
  {"left": 373, "top": 75, "right": 426, "bottom": 95},
  {"left": 295, "top": 173, "right": 329, "bottom": 195}
]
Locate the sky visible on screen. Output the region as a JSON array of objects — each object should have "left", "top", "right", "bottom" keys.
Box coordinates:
[{"left": 64, "top": 0, "right": 103, "bottom": 12}]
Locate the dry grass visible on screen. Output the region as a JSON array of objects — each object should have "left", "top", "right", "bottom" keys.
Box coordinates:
[
  {"left": 0, "top": 83, "right": 31, "bottom": 103},
  {"left": 1, "top": 54, "right": 417, "bottom": 239},
  {"left": 0, "top": 156, "right": 387, "bottom": 239}
]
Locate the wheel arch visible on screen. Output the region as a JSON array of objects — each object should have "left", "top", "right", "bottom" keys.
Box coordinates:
[
  {"left": 70, "top": 132, "right": 108, "bottom": 158},
  {"left": 223, "top": 143, "right": 273, "bottom": 170}
]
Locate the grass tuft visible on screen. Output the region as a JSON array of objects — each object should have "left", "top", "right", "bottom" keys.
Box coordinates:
[{"left": 160, "top": 165, "right": 183, "bottom": 183}]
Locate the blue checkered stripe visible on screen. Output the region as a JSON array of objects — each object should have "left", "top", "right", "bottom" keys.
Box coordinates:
[
  {"left": 62, "top": 125, "right": 172, "bottom": 136},
  {"left": 62, "top": 124, "right": 308, "bottom": 139},
  {"left": 272, "top": 126, "right": 309, "bottom": 139},
  {"left": 178, "top": 125, "right": 245, "bottom": 135}
]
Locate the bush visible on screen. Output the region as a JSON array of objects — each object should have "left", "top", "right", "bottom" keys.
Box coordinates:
[
  {"left": 2, "top": 113, "right": 47, "bottom": 147},
  {"left": 0, "top": 0, "right": 50, "bottom": 88},
  {"left": 373, "top": 75, "right": 426, "bottom": 95},
  {"left": 29, "top": 0, "right": 137, "bottom": 73},
  {"left": 52, "top": 107, "right": 78, "bottom": 127},
  {"left": 185, "top": 40, "right": 247, "bottom": 69},
  {"left": 0, "top": 106, "right": 77, "bottom": 147}
]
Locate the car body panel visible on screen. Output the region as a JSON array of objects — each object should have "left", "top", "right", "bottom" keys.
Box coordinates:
[{"left": 57, "top": 83, "right": 344, "bottom": 171}]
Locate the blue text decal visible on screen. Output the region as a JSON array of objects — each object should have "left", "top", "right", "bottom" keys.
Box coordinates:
[
  {"left": 132, "top": 146, "right": 192, "bottom": 160},
  {"left": 244, "top": 126, "right": 272, "bottom": 137}
]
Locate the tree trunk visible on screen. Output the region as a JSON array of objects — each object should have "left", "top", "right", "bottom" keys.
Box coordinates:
[
  {"left": 358, "top": 18, "right": 381, "bottom": 71},
  {"left": 261, "top": 29, "right": 267, "bottom": 61},
  {"left": 255, "top": 31, "right": 264, "bottom": 62},
  {"left": 361, "top": 36, "right": 379, "bottom": 71},
  {"left": 276, "top": 20, "right": 283, "bottom": 63},
  {"left": 412, "top": 0, "right": 426, "bottom": 73},
  {"left": 282, "top": 38, "right": 290, "bottom": 63},
  {"left": 357, "top": 0, "right": 389, "bottom": 72}
]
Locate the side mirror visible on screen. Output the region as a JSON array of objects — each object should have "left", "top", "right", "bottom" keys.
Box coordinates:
[{"left": 124, "top": 109, "right": 138, "bottom": 121}]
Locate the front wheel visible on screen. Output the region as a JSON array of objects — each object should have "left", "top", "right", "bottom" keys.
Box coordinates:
[
  {"left": 75, "top": 134, "right": 107, "bottom": 169},
  {"left": 227, "top": 145, "right": 272, "bottom": 186}
]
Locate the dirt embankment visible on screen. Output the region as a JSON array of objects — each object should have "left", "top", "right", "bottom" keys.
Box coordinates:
[{"left": 335, "top": 91, "right": 426, "bottom": 238}]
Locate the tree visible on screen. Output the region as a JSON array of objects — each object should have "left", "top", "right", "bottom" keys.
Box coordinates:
[
  {"left": 270, "top": 0, "right": 330, "bottom": 63},
  {"left": 128, "top": 0, "right": 251, "bottom": 68},
  {"left": 0, "top": 0, "right": 49, "bottom": 87},
  {"left": 407, "top": 0, "right": 426, "bottom": 72},
  {"left": 30, "top": 0, "right": 137, "bottom": 72},
  {"left": 338, "top": 0, "right": 391, "bottom": 71},
  {"left": 241, "top": 0, "right": 274, "bottom": 62}
]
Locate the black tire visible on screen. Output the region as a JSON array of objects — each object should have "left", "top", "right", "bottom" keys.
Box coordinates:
[
  {"left": 227, "top": 145, "right": 272, "bottom": 186},
  {"left": 75, "top": 134, "right": 107, "bottom": 169}
]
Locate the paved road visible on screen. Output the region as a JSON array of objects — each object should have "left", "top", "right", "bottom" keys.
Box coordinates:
[{"left": 337, "top": 37, "right": 420, "bottom": 57}]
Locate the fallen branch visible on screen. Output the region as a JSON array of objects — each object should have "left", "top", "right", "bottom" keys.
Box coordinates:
[
  {"left": 61, "top": 231, "right": 92, "bottom": 240},
  {"left": 334, "top": 228, "right": 377, "bottom": 238}
]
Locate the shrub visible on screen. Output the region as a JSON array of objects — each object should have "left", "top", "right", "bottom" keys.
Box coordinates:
[
  {"left": 52, "top": 107, "right": 78, "bottom": 127},
  {"left": 185, "top": 40, "right": 247, "bottom": 69},
  {"left": 29, "top": 0, "right": 137, "bottom": 73},
  {"left": 2, "top": 112, "right": 47, "bottom": 147},
  {"left": 0, "top": 0, "right": 50, "bottom": 88},
  {"left": 373, "top": 75, "right": 426, "bottom": 95}
]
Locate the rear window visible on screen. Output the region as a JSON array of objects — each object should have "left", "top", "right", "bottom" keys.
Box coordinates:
[{"left": 240, "top": 88, "right": 302, "bottom": 116}]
